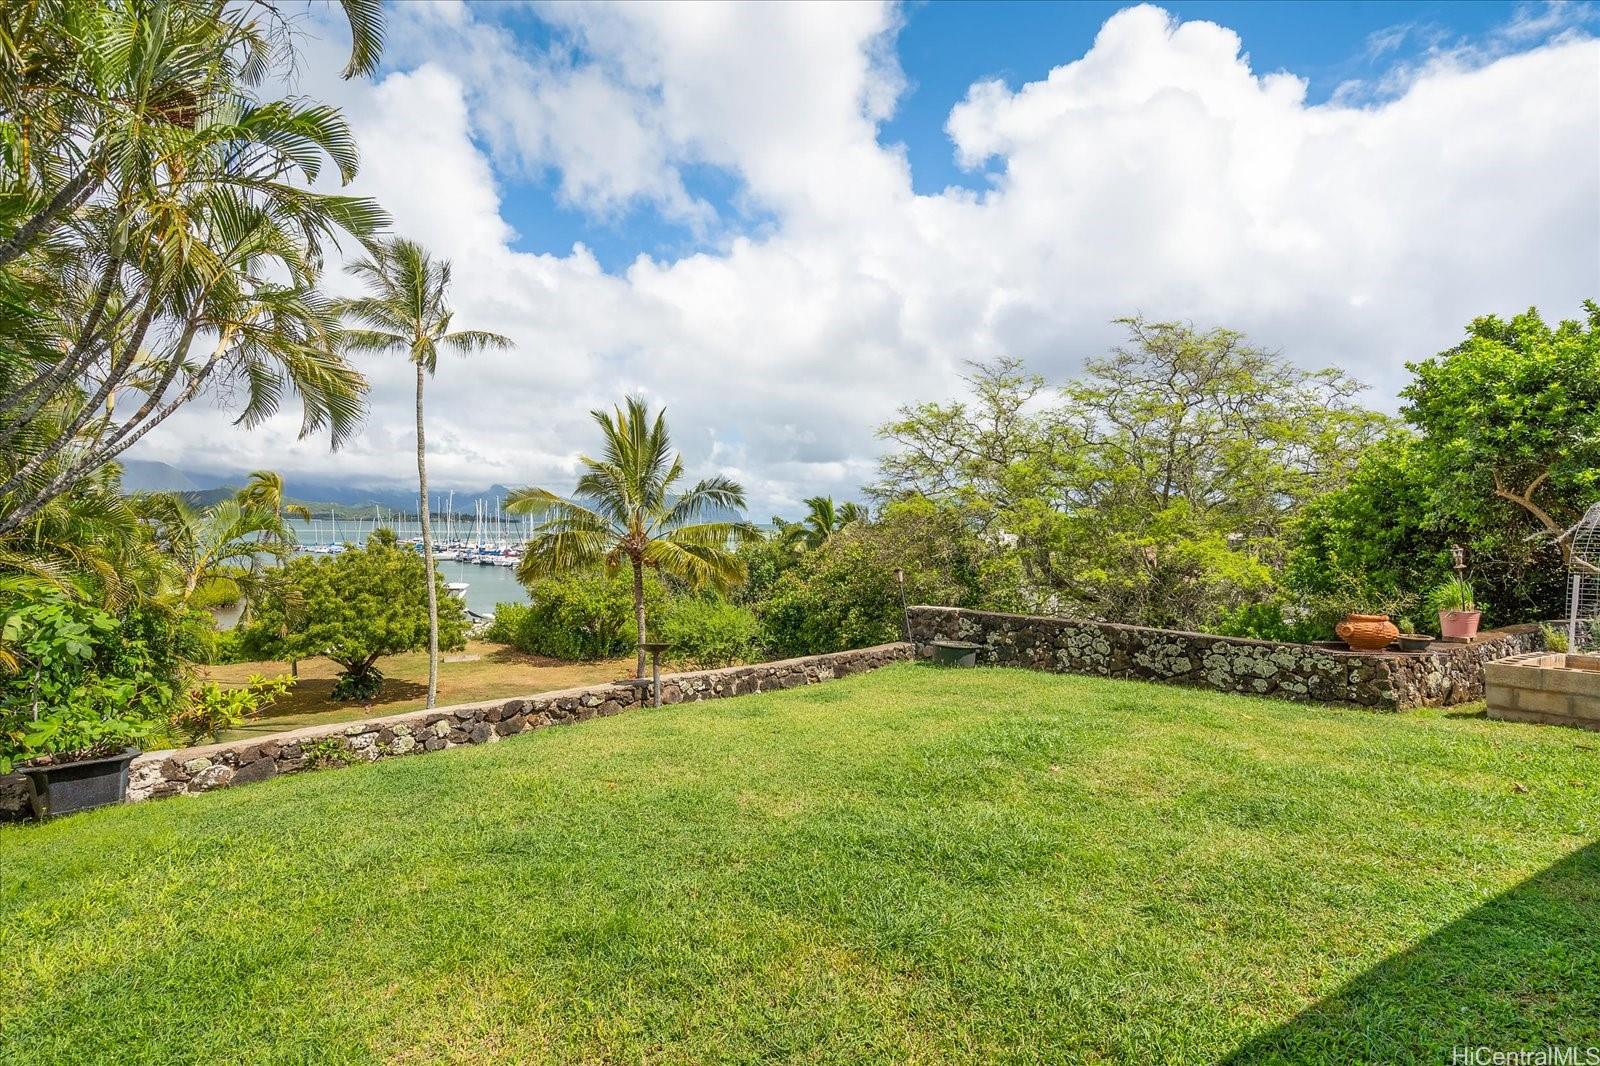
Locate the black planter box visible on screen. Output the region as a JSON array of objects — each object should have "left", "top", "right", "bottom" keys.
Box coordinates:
[
  {"left": 18, "top": 748, "right": 139, "bottom": 820},
  {"left": 930, "top": 640, "right": 981, "bottom": 667}
]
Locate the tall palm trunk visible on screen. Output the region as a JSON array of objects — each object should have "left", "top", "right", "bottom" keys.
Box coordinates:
[
  {"left": 632, "top": 556, "right": 647, "bottom": 679},
  {"left": 416, "top": 360, "right": 439, "bottom": 708}
]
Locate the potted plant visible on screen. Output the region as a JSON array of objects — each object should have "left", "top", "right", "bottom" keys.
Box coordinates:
[
  {"left": 1429, "top": 576, "right": 1481, "bottom": 642},
  {"left": 2, "top": 588, "right": 184, "bottom": 819},
  {"left": 1394, "top": 617, "right": 1433, "bottom": 652}
]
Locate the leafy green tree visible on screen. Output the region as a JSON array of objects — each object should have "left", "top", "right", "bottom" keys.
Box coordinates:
[
  {"left": 1401, "top": 302, "right": 1600, "bottom": 566},
  {"left": 241, "top": 529, "right": 466, "bottom": 701},
  {"left": 336, "top": 238, "right": 512, "bottom": 707},
  {"left": 0, "top": 0, "right": 387, "bottom": 538},
  {"left": 758, "top": 497, "right": 1023, "bottom": 657},
  {"left": 875, "top": 320, "right": 1390, "bottom": 629},
  {"left": 507, "top": 398, "right": 758, "bottom": 678}
]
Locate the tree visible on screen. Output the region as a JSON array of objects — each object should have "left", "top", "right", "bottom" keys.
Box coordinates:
[
  {"left": 238, "top": 471, "right": 312, "bottom": 527},
  {"left": 1401, "top": 302, "right": 1600, "bottom": 568},
  {"left": 873, "top": 319, "right": 1392, "bottom": 628},
  {"left": 138, "top": 493, "right": 289, "bottom": 604},
  {"left": 0, "top": 0, "right": 388, "bottom": 537},
  {"left": 336, "top": 238, "right": 512, "bottom": 708},
  {"left": 241, "top": 529, "right": 467, "bottom": 701},
  {"left": 777, "top": 496, "right": 866, "bottom": 551},
  {"left": 507, "top": 398, "right": 758, "bottom": 678},
  {"left": 759, "top": 497, "right": 1024, "bottom": 657}
]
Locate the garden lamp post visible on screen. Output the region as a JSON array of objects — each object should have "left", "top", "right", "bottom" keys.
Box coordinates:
[{"left": 895, "top": 567, "right": 910, "bottom": 643}]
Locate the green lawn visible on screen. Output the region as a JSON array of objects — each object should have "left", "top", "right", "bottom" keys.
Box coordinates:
[{"left": 2, "top": 665, "right": 1596, "bottom": 1064}]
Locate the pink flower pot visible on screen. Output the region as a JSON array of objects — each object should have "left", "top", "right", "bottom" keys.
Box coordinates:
[{"left": 1438, "top": 610, "right": 1481, "bottom": 641}]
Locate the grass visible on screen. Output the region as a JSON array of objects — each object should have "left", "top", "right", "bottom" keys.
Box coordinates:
[
  {"left": 2, "top": 664, "right": 1596, "bottom": 1064},
  {"left": 205, "top": 640, "right": 631, "bottom": 740}
]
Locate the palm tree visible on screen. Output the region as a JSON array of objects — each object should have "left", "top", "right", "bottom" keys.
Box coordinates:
[
  {"left": 0, "top": 0, "right": 387, "bottom": 536},
  {"left": 139, "top": 495, "right": 291, "bottom": 605},
  {"left": 506, "top": 398, "right": 758, "bottom": 678},
  {"left": 337, "top": 239, "right": 512, "bottom": 708},
  {"left": 779, "top": 496, "right": 866, "bottom": 551}
]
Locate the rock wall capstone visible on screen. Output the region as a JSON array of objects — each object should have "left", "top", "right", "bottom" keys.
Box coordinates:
[
  {"left": 0, "top": 643, "right": 911, "bottom": 820},
  {"left": 907, "top": 606, "right": 1548, "bottom": 710}
]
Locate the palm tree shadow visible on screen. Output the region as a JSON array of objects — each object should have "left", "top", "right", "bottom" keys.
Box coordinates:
[{"left": 1225, "top": 842, "right": 1600, "bottom": 1062}]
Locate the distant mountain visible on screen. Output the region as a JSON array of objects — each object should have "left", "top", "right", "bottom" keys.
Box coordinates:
[
  {"left": 116, "top": 461, "right": 529, "bottom": 518},
  {"left": 118, "top": 459, "right": 220, "bottom": 493}
]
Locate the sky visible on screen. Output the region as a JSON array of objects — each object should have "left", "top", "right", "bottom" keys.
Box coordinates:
[{"left": 134, "top": 0, "right": 1600, "bottom": 518}]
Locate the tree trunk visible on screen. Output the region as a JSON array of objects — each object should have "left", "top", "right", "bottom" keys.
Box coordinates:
[
  {"left": 633, "top": 556, "right": 647, "bottom": 679},
  {"left": 416, "top": 361, "right": 439, "bottom": 708}
]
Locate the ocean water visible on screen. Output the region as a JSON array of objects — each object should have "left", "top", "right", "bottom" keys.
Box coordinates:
[{"left": 284, "top": 520, "right": 529, "bottom": 616}]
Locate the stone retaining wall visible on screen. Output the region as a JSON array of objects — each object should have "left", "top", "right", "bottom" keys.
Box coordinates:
[
  {"left": 907, "top": 606, "right": 1548, "bottom": 710},
  {"left": 1485, "top": 652, "right": 1600, "bottom": 731},
  {"left": 0, "top": 643, "right": 911, "bottom": 820}
]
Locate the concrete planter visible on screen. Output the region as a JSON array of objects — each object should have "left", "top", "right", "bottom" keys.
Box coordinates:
[{"left": 1486, "top": 652, "right": 1600, "bottom": 731}]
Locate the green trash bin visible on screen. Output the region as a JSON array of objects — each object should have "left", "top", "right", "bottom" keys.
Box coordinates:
[{"left": 930, "top": 640, "right": 981, "bottom": 667}]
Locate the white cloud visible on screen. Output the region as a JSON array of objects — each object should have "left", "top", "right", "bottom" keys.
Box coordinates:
[{"left": 139, "top": 2, "right": 1600, "bottom": 518}]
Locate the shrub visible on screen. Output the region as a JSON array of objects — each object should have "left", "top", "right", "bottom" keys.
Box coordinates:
[
  {"left": 659, "top": 597, "right": 762, "bottom": 668},
  {"left": 187, "top": 575, "right": 242, "bottom": 612},
  {"left": 507, "top": 570, "right": 666, "bottom": 661},
  {"left": 757, "top": 498, "right": 1023, "bottom": 658},
  {"left": 0, "top": 586, "right": 191, "bottom": 771},
  {"left": 483, "top": 602, "right": 530, "bottom": 644},
  {"left": 171, "top": 674, "right": 292, "bottom": 745}
]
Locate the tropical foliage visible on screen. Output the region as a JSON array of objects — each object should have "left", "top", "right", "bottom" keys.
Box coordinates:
[
  {"left": 507, "top": 398, "right": 758, "bottom": 677},
  {"left": 490, "top": 570, "right": 667, "bottom": 662},
  {"left": 0, "top": 583, "right": 198, "bottom": 771},
  {"left": 0, "top": 0, "right": 383, "bottom": 551}
]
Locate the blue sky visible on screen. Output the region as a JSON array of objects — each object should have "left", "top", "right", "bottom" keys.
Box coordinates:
[
  {"left": 147, "top": 1, "right": 1597, "bottom": 509},
  {"left": 461, "top": 0, "right": 1558, "bottom": 273}
]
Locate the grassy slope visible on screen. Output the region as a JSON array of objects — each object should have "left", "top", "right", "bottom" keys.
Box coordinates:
[
  {"left": 1, "top": 665, "right": 1595, "bottom": 1065},
  {"left": 205, "top": 641, "right": 631, "bottom": 740}
]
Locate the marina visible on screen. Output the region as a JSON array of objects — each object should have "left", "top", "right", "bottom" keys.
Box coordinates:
[{"left": 286, "top": 497, "right": 532, "bottom": 615}]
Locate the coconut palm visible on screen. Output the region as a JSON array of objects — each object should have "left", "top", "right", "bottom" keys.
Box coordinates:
[
  {"left": 336, "top": 238, "right": 512, "bottom": 708},
  {"left": 779, "top": 496, "right": 866, "bottom": 551},
  {"left": 0, "top": 0, "right": 386, "bottom": 537},
  {"left": 507, "top": 398, "right": 758, "bottom": 678}
]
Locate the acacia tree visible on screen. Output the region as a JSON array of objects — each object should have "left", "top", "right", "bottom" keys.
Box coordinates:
[
  {"left": 507, "top": 398, "right": 757, "bottom": 678},
  {"left": 0, "top": 0, "right": 387, "bottom": 541},
  {"left": 874, "top": 318, "right": 1391, "bottom": 627},
  {"left": 336, "top": 239, "right": 511, "bottom": 708}
]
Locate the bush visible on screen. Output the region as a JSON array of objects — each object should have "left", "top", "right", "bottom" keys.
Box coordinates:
[
  {"left": 483, "top": 602, "right": 530, "bottom": 645},
  {"left": 0, "top": 586, "right": 191, "bottom": 771},
  {"left": 505, "top": 570, "right": 666, "bottom": 661},
  {"left": 171, "top": 674, "right": 292, "bottom": 745},
  {"left": 659, "top": 597, "right": 762, "bottom": 667},
  {"left": 757, "top": 498, "right": 1023, "bottom": 658}
]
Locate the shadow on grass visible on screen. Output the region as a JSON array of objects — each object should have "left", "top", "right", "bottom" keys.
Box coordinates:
[
  {"left": 1226, "top": 842, "right": 1600, "bottom": 1062},
  {"left": 241, "top": 677, "right": 431, "bottom": 722}
]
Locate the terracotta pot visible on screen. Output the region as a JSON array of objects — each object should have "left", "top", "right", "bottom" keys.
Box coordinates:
[
  {"left": 1438, "top": 610, "right": 1481, "bottom": 642},
  {"left": 1335, "top": 613, "right": 1399, "bottom": 651}
]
